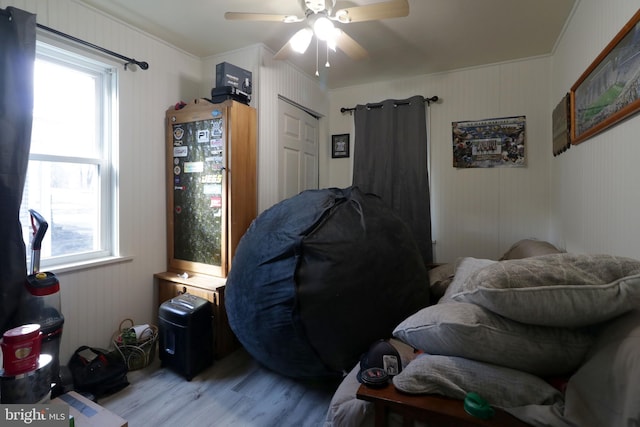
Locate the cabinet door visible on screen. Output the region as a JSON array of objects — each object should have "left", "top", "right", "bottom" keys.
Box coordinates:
[
  {"left": 166, "top": 100, "right": 229, "bottom": 277},
  {"left": 165, "top": 99, "right": 256, "bottom": 278}
]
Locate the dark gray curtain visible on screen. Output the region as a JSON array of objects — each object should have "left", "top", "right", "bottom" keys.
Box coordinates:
[
  {"left": 352, "top": 95, "right": 433, "bottom": 265},
  {"left": 0, "top": 7, "right": 36, "bottom": 333}
]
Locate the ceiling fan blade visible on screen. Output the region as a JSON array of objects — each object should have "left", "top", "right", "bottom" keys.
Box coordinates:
[
  {"left": 334, "top": 0, "right": 409, "bottom": 23},
  {"left": 224, "top": 12, "right": 303, "bottom": 23},
  {"left": 334, "top": 30, "right": 369, "bottom": 60},
  {"left": 274, "top": 28, "right": 314, "bottom": 60}
]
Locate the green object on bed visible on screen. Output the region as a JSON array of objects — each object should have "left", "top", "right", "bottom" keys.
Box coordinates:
[{"left": 464, "top": 392, "right": 495, "bottom": 420}]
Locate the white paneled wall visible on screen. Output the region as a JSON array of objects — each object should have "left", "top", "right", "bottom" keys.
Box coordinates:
[
  {"left": 551, "top": 0, "right": 640, "bottom": 259},
  {"left": 1, "top": 0, "right": 203, "bottom": 362},
  {"left": 328, "top": 57, "right": 554, "bottom": 263}
]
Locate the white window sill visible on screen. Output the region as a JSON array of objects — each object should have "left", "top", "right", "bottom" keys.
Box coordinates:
[{"left": 40, "top": 255, "right": 134, "bottom": 275}]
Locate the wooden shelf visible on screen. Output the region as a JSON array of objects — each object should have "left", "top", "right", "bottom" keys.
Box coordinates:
[
  {"left": 357, "top": 384, "right": 532, "bottom": 427},
  {"left": 154, "top": 271, "right": 226, "bottom": 291}
]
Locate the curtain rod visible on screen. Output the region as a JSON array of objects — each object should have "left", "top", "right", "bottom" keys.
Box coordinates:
[
  {"left": 37, "top": 24, "right": 149, "bottom": 70},
  {"left": 340, "top": 95, "right": 439, "bottom": 114},
  {"left": 1, "top": 7, "right": 149, "bottom": 70}
]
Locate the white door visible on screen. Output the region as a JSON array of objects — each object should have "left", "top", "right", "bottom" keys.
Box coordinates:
[{"left": 278, "top": 98, "right": 319, "bottom": 201}]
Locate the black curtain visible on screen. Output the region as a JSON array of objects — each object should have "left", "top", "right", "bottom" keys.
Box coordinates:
[
  {"left": 352, "top": 95, "right": 433, "bottom": 266},
  {"left": 0, "top": 7, "right": 36, "bottom": 333}
]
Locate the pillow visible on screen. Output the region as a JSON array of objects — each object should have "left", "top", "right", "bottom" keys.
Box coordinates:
[
  {"left": 440, "top": 257, "right": 496, "bottom": 303},
  {"left": 500, "top": 239, "right": 562, "bottom": 260},
  {"left": 563, "top": 309, "right": 640, "bottom": 427},
  {"left": 448, "top": 253, "right": 640, "bottom": 327},
  {"left": 393, "top": 302, "right": 592, "bottom": 376},
  {"left": 392, "top": 354, "right": 564, "bottom": 409},
  {"left": 428, "top": 263, "right": 454, "bottom": 302}
]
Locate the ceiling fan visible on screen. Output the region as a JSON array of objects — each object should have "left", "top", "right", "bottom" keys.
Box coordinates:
[{"left": 225, "top": 0, "right": 409, "bottom": 71}]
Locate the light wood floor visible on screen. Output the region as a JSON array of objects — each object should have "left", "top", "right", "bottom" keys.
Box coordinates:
[{"left": 100, "top": 348, "right": 341, "bottom": 427}]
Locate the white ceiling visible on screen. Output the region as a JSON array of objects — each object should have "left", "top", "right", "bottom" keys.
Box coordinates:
[{"left": 77, "top": 0, "right": 577, "bottom": 89}]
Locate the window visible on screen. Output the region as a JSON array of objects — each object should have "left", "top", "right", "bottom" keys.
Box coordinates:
[{"left": 20, "top": 42, "right": 118, "bottom": 271}]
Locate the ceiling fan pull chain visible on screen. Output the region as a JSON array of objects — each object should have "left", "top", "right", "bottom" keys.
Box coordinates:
[
  {"left": 315, "top": 37, "right": 320, "bottom": 76},
  {"left": 325, "top": 42, "right": 330, "bottom": 68}
]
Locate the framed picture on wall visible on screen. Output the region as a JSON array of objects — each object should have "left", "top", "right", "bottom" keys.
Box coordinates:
[
  {"left": 552, "top": 93, "right": 571, "bottom": 156},
  {"left": 331, "top": 134, "right": 350, "bottom": 158},
  {"left": 570, "top": 9, "right": 640, "bottom": 145}
]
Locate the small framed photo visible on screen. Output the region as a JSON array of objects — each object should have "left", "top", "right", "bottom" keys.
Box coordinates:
[{"left": 331, "top": 134, "right": 350, "bottom": 158}]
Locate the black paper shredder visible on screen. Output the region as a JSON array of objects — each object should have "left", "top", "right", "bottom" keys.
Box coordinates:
[{"left": 158, "top": 293, "right": 213, "bottom": 380}]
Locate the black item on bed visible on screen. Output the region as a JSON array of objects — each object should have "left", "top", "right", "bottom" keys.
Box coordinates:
[{"left": 357, "top": 339, "right": 402, "bottom": 386}]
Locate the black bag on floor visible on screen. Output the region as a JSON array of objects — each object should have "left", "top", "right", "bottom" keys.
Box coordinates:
[{"left": 68, "top": 346, "right": 129, "bottom": 398}]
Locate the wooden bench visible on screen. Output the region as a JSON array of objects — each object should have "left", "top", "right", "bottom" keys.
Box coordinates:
[{"left": 356, "top": 383, "right": 532, "bottom": 427}]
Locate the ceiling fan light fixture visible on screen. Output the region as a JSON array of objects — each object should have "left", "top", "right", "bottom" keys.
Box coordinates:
[
  {"left": 290, "top": 28, "right": 313, "bottom": 53},
  {"left": 313, "top": 16, "right": 335, "bottom": 41},
  {"left": 228, "top": 0, "right": 405, "bottom": 66},
  {"left": 326, "top": 27, "right": 340, "bottom": 51}
]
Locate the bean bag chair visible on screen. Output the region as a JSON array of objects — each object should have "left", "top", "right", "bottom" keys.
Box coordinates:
[{"left": 225, "top": 186, "right": 430, "bottom": 379}]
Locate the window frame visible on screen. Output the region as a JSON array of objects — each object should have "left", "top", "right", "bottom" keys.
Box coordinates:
[{"left": 22, "top": 40, "right": 120, "bottom": 271}]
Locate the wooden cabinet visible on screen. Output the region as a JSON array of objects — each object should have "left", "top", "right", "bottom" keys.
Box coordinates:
[
  {"left": 165, "top": 98, "right": 256, "bottom": 278},
  {"left": 154, "top": 271, "right": 240, "bottom": 359},
  {"left": 155, "top": 99, "right": 256, "bottom": 359}
]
